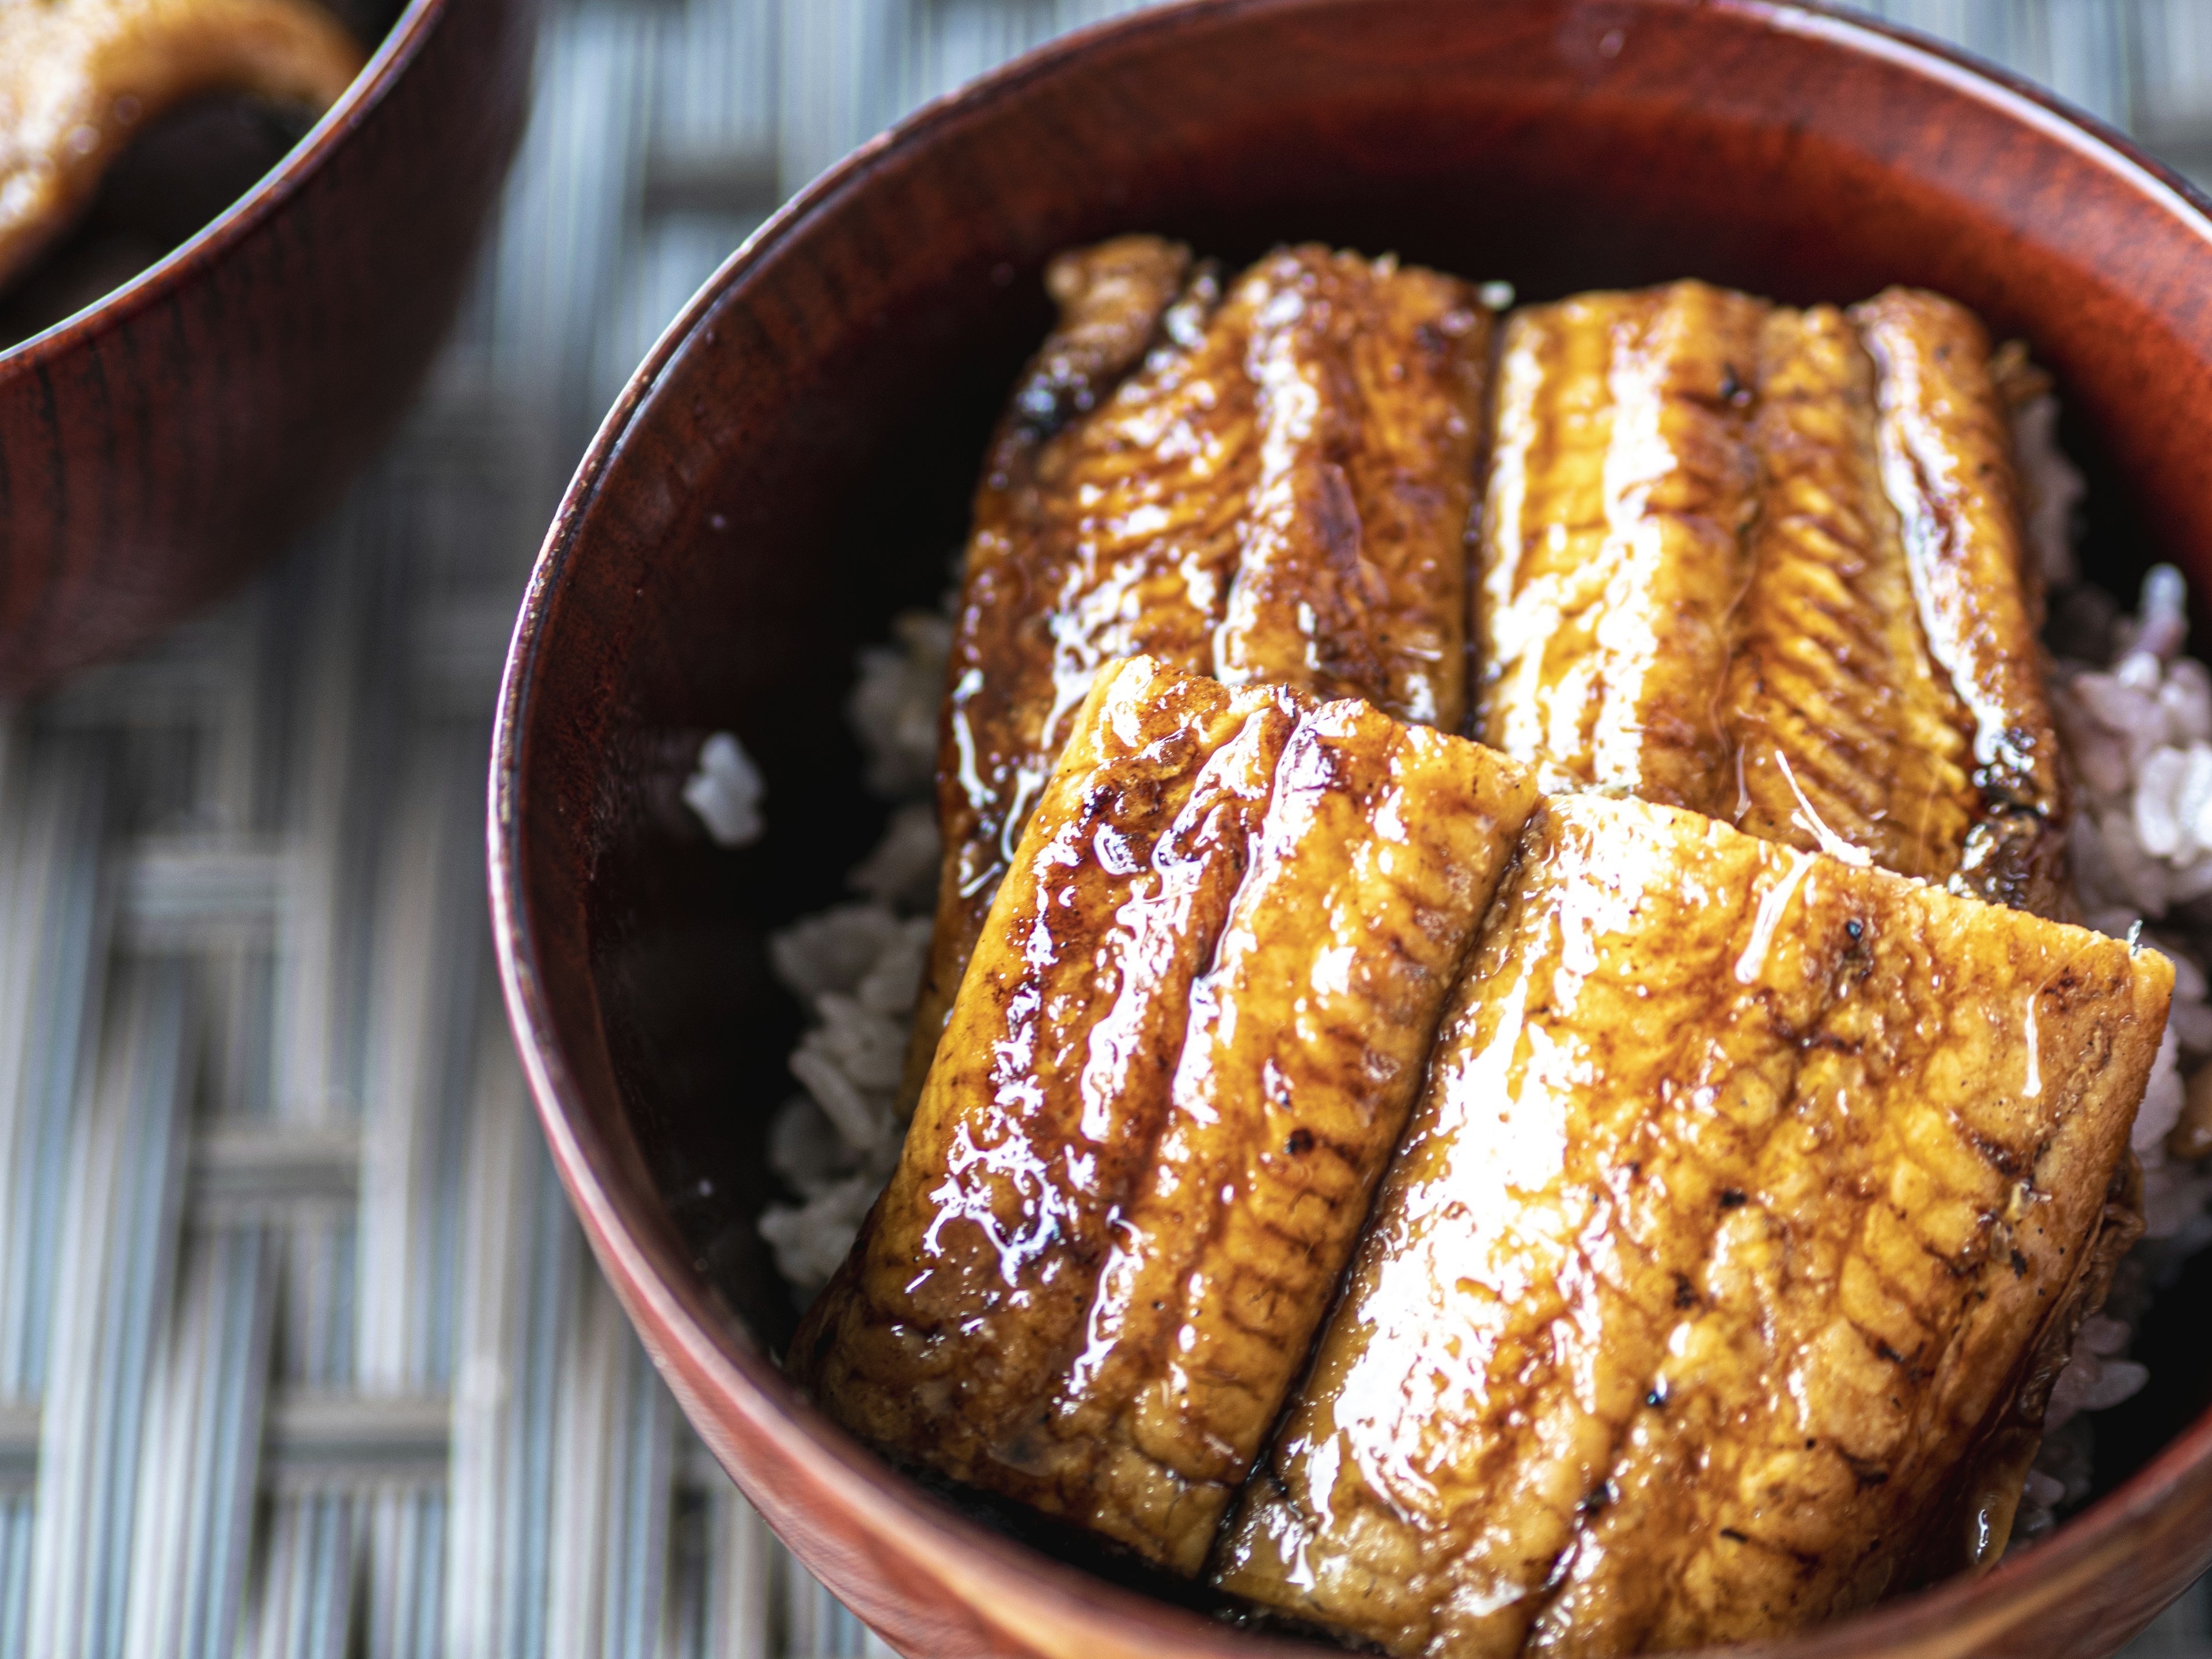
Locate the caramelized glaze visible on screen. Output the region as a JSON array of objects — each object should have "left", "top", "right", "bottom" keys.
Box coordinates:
[
  {"left": 1475, "top": 282, "right": 2066, "bottom": 915},
  {"left": 825, "top": 264, "right": 2129, "bottom": 1648},
  {"left": 1724, "top": 304, "right": 1978, "bottom": 880},
  {"left": 1853, "top": 288, "right": 2070, "bottom": 915},
  {"left": 1214, "top": 796, "right": 2169, "bottom": 1656},
  {"left": 1215, "top": 249, "right": 1487, "bottom": 721},
  {"left": 1477, "top": 281, "right": 1762, "bottom": 810},
  {"left": 906, "top": 242, "right": 1491, "bottom": 1104},
  {"left": 796, "top": 656, "right": 1537, "bottom": 1572}
]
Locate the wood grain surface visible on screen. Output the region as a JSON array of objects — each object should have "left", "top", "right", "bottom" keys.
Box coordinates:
[{"left": 0, "top": 0, "right": 538, "bottom": 695}]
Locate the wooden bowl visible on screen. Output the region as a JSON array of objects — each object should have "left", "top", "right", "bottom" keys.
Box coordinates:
[
  {"left": 490, "top": 2, "right": 2212, "bottom": 1654},
  {"left": 0, "top": 0, "right": 537, "bottom": 695}
]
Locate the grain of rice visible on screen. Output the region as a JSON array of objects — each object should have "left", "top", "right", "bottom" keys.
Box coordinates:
[
  {"left": 2006, "top": 391, "right": 2212, "bottom": 1537},
  {"left": 759, "top": 608, "right": 949, "bottom": 1293},
  {"left": 683, "top": 730, "right": 766, "bottom": 847},
  {"left": 846, "top": 800, "right": 942, "bottom": 910},
  {"left": 848, "top": 612, "right": 953, "bottom": 797}
]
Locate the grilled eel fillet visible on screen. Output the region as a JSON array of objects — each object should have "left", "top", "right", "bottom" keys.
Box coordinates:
[
  {"left": 904, "top": 237, "right": 1492, "bottom": 1104},
  {"left": 1215, "top": 796, "right": 2171, "bottom": 1658},
  {"left": 793, "top": 656, "right": 1539, "bottom": 1573},
  {"left": 1476, "top": 281, "right": 2068, "bottom": 916},
  {"left": 1, "top": 0, "right": 365, "bottom": 291}
]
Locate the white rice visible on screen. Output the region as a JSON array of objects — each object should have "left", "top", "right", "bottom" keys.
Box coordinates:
[
  {"left": 2003, "top": 397, "right": 2212, "bottom": 1541},
  {"left": 755, "top": 402, "right": 2212, "bottom": 1543},
  {"left": 755, "top": 609, "right": 949, "bottom": 1294},
  {"left": 683, "top": 731, "right": 767, "bottom": 847}
]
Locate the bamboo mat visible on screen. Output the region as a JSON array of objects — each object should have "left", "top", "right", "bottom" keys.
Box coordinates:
[{"left": 1, "top": 1, "right": 2209, "bottom": 1652}]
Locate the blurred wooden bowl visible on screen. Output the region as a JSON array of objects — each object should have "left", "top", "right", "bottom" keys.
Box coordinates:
[
  {"left": 0, "top": 0, "right": 537, "bottom": 695},
  {"left": 491, "top": 2, "right": 2212, "bottom": 1654}
]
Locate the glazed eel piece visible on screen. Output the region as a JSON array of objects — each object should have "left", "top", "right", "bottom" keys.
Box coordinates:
[
  {"left": 1215, "top": 794, "right": 2170, "bottom": 1657},
  {"left": 903, "top": 237, "right": 1492, "bottom": 1103},
  {"left": 1475, "top": 281, "right": 2069, "bottom": 916},
  {"left": 795, "top": 656, "right": 1539, "bottom": 1573},
  {"left": 1, "top": 0, "right": 365, "bottom": 290}
]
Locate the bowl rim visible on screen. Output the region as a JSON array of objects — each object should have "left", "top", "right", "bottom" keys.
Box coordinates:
[
  {"left": 490, "top": 1, "right": 2212, "bottom": 1653},
  {"left": 0, "top": 0, "right": 450, "bottom": 369}
]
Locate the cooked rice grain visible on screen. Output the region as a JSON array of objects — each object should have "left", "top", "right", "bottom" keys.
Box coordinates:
[{"left": 760, "top": 610, "right": 948, "bottom": 1293}]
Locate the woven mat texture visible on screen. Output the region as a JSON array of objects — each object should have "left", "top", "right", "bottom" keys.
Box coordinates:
[{"left": 1, "top": 1, "right": 2210, "bottom": 1653}]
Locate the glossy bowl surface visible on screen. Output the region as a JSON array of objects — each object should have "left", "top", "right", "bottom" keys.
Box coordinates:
[
  {"left": 491, "top": 2, "right": 2212, "bottom": 1655},
  {"left": 0, "top": 0, "right": 537, "bottom": 694}
]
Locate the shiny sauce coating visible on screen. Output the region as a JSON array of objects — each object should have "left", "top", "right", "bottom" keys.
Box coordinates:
[
  {"left": 1476, "top": 282, "right": 2068, "bottom": 916},
  {"left": 795, "top": 656, "right": 1538, "bottom": 1571},
  {"left": 906, "top": 240, "right": 1492, "bottom": 1104},
  {"left": 1214, "top": 796, "right": 2168, "bottom": 1656}
]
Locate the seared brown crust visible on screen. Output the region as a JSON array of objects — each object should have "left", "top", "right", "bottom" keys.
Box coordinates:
[
  {"left": 1473, "top": 282, "right": 2069, "bottom": 918},
  {"left": 0, "top": 0, "right": 365, "bottom": 291},
  {"left": 1918, "top": 1152, "right": 2142, "bottom": 1585},
  {"left": 904, "top": 236, "right": 1226, "bottom": 1103},
  {"left": 797, "top": 656, "right": 1538, "bottom": 1572},
  {"left": 1853, "top": 287, "right": 2071, "bottom": 916},
  {"left": 1214, "top": 796, "right": 2169, "bottom": 1656},
  {"left": 1217, "top": 248, "right": 1487, "bottom": 724},
  {"left": 1013, "top": 234, "right": 1202, "bottom": 446},
  {"left": 809, "top": 660, "right": 1287, "bottom": 1537},
  {"left": 907, "top": 243, "right": 1491, "bottom": 1104},
  {"left": 1723, "top": 305, "right": 1979, "bottom": 880},
  {"left": 1476, "top": 281, "right": 1763, "bottom": 811}
]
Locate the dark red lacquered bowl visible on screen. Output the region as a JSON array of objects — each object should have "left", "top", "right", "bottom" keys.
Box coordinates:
[
  {"left": 491, "top": 3, "right": 2212, "bottom": 1654},
  {"left": 0, "top": 0, "right": 537, "bottom": 695}
]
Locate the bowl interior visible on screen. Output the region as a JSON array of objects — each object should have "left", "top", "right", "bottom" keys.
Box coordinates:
[
  {"left": 0, "top": 0, "right": 422, "bottom": 355},
  {"left": 499, "top": 0, "right": 2212, "bottom": 1651}
]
